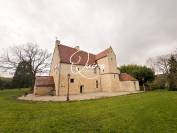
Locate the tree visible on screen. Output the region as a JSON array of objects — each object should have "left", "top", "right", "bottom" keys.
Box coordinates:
[
  {"left": 168, "top": 55, "right": 177, "bottom": 91},
  {"left": 12, "top": 61, "right": 33, "bottom": 88},
  {"left": 0, "top": 77, "right": 13, "bottom": 89},
  {"left": 0, "top": 43, "right": 51, "bottom": 88},
  {"left": 120, "top": 65, "right": 155, "bottom": 85},
  {"left": 146, "top": 48, "right": 177, "bottom": 90},
  {"left": 146, "top": 55, "right": 170, "bottom": 75},
  {"left": 0, "top": 77, "right": 2, "bottom": 89}
]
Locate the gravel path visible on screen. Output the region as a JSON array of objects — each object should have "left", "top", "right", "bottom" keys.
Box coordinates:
[{"left": 18, "top": 91, "right": 143, "bottom": 102}]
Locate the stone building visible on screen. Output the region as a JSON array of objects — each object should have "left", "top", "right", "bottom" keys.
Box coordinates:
[{"left": 34, "top": 40, "right": 140, "bottom": 96}]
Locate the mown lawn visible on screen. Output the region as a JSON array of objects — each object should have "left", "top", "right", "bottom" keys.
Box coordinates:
[{"left": 0, "top": 89, "right": 177, "bottom": 133}]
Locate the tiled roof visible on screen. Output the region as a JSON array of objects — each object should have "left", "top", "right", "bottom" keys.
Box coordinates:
[
  {"left": 35, "top": 76, "right": 55, "bottom": 87},
  {"left": 95, "top": 48, "right": 109, "bottom": 60},
  {"left": 119, "top": 73, "right": 137, "bottom": 81},
  {"left": 58, "top": 44, "right": 109, "bottom": 65}
]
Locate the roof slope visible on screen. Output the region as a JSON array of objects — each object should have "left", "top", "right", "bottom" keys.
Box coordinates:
[
  {"left": 119, "top": 73, "right": 137, "bottom": 81},
  {"left": 58, "top": 44, "right": 109, "bottom": 65},
  {"left": 95, "top": 48, "right": 109, "bottom": 60},
  {"left": 35, "top": 76, "right": 55, "bottom": 87}
]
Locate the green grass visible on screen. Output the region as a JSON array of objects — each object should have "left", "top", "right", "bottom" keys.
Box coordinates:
[{"left": 0, "top": 89, "right": 177, "bottom": 133}]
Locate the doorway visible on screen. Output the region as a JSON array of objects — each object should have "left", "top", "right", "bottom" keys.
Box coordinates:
[{"left": 80, "top": 85, "right": 84, "bottom": 93}]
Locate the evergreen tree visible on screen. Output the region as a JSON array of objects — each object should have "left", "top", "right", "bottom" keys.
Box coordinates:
[
  {"left": 0, "top": 77, "right": 2, "bottom": 89},
  {"left": 12, "top": 61, "right": 33, "bottom": 88},
  {"left": 168, "top": 55, "right": 177, "bottom": 91}
]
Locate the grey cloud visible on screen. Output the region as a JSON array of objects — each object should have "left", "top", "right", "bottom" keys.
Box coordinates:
[{"left": 0, "top": 0, "right": 177, "bottom": 68}]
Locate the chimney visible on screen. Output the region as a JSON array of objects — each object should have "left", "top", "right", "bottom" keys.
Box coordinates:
[
  {"left": 74, "top": 46, "right": 80, "bottom": 50},
  {"left": 55, "top": 39, "right": 60, "bottom": 45}
]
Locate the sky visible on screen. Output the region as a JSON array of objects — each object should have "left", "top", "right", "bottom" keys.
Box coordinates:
[{"left": 0, "top": 0, "right": 177, "bottom": 74}]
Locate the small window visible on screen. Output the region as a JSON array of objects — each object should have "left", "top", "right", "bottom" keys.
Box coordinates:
[
  {"left": 103, "top": 69, "right": 104, "bottom": 72},
  {"left": 96, "top": 80, "right": 98, "bottom": 88},
  {"left": 70, "top": 79, "right": 74, "bottom": 83},
  {"left": 114, "top": 74, "right": 115, "bottom": 79}
]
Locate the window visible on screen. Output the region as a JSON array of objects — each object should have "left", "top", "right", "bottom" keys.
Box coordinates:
[
  {"left": 70, "top": 79, "right": 74, "bottom": 83},
  {"left": 96, "top": 80, "right": 98, "bottom": 88},
  {"left": 114, "top": 74, "right": 115, "bottom": 79}
]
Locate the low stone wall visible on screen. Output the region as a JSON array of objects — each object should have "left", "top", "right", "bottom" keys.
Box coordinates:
[
  {"left": 34, "top": 87, "right": 54, "bottom": 96},
  {"left": 119, "top": 81, "right": 140, "bottom": 91}
]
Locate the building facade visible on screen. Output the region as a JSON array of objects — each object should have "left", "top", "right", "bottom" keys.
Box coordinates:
[{"left": 34, "top": 40, "right": 140, "bottom": 96}]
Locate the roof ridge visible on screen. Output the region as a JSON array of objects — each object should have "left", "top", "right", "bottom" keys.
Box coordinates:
[
  {"left": 95, "top": 48, "right": 110, "bottom": 60},
  {"left": 96, "top": 48, "right": 109, "bottom": 55},
  {"left": 58, "top": 44, "right": 96, "bottom": 56}
]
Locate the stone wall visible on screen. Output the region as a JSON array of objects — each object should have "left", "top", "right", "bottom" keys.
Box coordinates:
[
  {"left": 119, "top": 81, "right": 140, "bottom": 91},
  {"left": 49, "top": 43, "right": 60, "bottom": 95},
  {"left": 58, "top": 63, "right": 101, "bottom": 95},
  {"left": 34, "top": 87, "right": 54, "bottom": 96}
]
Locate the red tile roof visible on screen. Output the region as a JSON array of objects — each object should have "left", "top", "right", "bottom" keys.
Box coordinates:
[
  {"left": 95, "top": 48, "right": 109, "bottom": 60},
  {"left": 119, "top": 73, "right": 137, "bottom": 81},
  {"left": 35, "top": 76, "right": 55, "bottom": 87},
  {"left": 58, "top": 44, "right": 109, "bottom": 65}
]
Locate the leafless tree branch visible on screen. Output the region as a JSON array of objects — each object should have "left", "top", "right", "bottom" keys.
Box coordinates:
[{"left": 0, "top": 43, "right": 51, "bottom": 79}]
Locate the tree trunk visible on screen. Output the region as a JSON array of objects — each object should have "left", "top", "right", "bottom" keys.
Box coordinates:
[{"left": 30, "top": 72, "right": 36, "bottom": 91}]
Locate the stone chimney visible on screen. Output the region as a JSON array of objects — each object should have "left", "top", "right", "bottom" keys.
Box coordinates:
[
  {"left": 74, "top": 46, "right": 80, "bottom": 50},
  {"left": 55, "top": 39, "right": 60, "bottom": 45}
]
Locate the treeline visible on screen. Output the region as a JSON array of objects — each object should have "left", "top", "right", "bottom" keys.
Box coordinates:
[
  {"left": 0, "top": 77, "right": 13, "bottom": 89},
  {"left": 0, "top": 43, "right": 51, "bottom": 90},
  {"left": 147, "top": 49, "right": 177, "bottom": 91},
  {"left": 120, "top": 49, "right": 177, "bottom": 91}
]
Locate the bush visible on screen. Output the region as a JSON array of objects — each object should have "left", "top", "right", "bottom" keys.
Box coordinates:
[
  {"left": 0, "top": 77, "right": 13, "bottom": 89},
  {"left": 149, "top": 83, "right": 165, "bottom": 90}
]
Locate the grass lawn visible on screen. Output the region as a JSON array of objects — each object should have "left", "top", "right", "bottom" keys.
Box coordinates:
[{"left": 0, "top": 89, "right": 177, "bottom": 133}]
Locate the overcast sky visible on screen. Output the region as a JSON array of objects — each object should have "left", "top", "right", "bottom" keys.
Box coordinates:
[{"left": 0, "top": 0, "right": 177, "bottom": 68}]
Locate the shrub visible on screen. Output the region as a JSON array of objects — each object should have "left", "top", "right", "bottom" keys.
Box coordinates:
[{"left": 149, "top": 82, "right": 165, "bottom": 90}]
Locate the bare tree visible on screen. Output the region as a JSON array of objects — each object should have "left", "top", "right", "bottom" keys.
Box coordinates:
[
  {"left": 146, "top": 57, "right": 157, "bottom": 73},
  {"left": 0, "top": 43, "right": 51, "bottom": 87},
  {"left": 146, "top": 54, "right": 170, "bottom": 75},
  {"left": 174, "top": 48, "right": 177, "bottom": 59}
]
